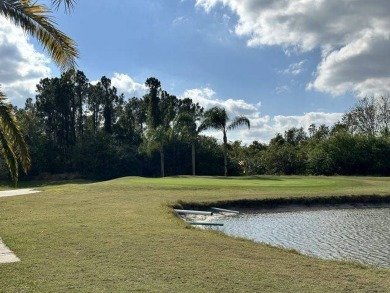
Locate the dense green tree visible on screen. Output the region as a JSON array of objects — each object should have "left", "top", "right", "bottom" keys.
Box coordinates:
[
  {"left": 308, "top": 124, "right": 330, "bottom": 140},
  {"left": 229, "top": 141, "right": 252, "bottom": 175},
  {"left": 173, "top": 98, "right": 204, "bottom": 175},
  {"left": 130, "top": 97, "right": 147, "bottom": 133},
  {"left": 115, "top": 98, "right": 142, "bottom": 144},
  {"left": 85, "top": 83, "right": 104, "bottom": 134},
  {"left": 16, "top": 99, "right": 48, "bottom": 176},
  {"left": 142, "top": 81, "right": 180, "bottom": 177},
  {"left": 200, "top": 107, "right": 250, "bottom": 176},
  {"left": 284, "top": 127, "right": 307, "bottom": 146},
  {"left": 34, "top": 73, "right": 80, "bottom": 172},
  {"left": 195, "top": 135, "right": 224, "bottom": 176},
  {"left": 100, "top": 76, "right": 115, "bottom": 133},
  {"left": 35, "top": 73, "right": 76, "bottom": 147},
  {"left": 74, "top": 70, "right": 88, "bottom": 138},
  {"left": 261, "top": 141, "right": 306, "bottom": 175},
  {"left": 145, "top": 77, "right": 161, "bottom": 130},
  {"left": 230, "top": 140, "right": 266, "bottom": 175},
  {"left": 142, "top": 125, "right": 169, "bottom": 177},
  {"left": 306, "top": 142, "right": 335, "bottom": 175}
]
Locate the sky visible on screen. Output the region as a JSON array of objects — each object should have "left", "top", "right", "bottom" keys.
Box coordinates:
[{"left": 1, "top": 0, "right": 390, "bottom": 143}]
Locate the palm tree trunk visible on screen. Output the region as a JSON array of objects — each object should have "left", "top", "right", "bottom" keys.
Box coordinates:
[
  {"left": 223, "top": 149, "right": 227, "bottom": 176},
  {"left": 223, "top": 129, "right": 228, "bottom": 176},
  {"left": 160, "top": 146, "right": 165, "bottom": 177},
  {"left": 192, "top": 141, "right": 196, "bottom": 176}
]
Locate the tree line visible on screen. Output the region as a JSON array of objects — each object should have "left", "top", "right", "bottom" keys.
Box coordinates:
[
  {"left": 230, "top": 96, "right": 390, "bottom": 176},
  {"left": 4, "top": 71, "right": 390, "bottom": 181},
  {"left": 8, "top": 71, "right": 248, "bottom": 180}
]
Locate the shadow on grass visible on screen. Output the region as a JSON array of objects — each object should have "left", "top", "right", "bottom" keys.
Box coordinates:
[
  {"left": 0, "top": 179, "right": 95, "bottom": 189},
  {"left": 168, "top": 175, "right": 287, "bottom": 181},
  {"left": 214, "top": 176, "right": 285, "bottom": 181},
  {"left": 166, "top": 175, "right": 303, "bottom": 181}
]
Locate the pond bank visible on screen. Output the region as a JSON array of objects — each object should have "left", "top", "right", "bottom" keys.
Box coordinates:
[{"left": 176, "top": 194, "right": 390, "bottom": 214}]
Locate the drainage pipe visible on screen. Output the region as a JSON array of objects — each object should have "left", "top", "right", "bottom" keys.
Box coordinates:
[
  {"left": 187, "top": 221, "right": 223, "bottom": 226},
  {"left": 174, "top": 209, "right": 213, "bottom": 216},
  {"left": 210, "top": 207, "right": 239, "bottom": 214}
]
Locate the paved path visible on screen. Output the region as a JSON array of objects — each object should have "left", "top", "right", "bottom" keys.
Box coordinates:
[
  {"left": 0, "top": 188, "right": 40, "bottom": 198},
  {"left": 0, "top": 188, "right": 40, "bottom": 263},
  {"left": 0, "top": 239, "right": 20, "bottom": 263}
]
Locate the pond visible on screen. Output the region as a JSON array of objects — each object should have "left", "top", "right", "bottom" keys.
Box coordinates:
[{"left": 209, "top": 206, "right": 390, "bottom": 269}]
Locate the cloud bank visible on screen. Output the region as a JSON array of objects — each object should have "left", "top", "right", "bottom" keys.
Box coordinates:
[
  {"left": 195, "top": 0, "right": 390, "bottom": 97},
  {"left": 182, "top": 86, "right": 342, "bottom": 143},
  {"left": 0, "top": 17, "right": 51, "bottom": 106}
]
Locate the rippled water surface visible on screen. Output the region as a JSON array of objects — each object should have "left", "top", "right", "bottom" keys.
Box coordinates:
[{"left": 211, "top": 207, "right": 390, "bottom": 269}]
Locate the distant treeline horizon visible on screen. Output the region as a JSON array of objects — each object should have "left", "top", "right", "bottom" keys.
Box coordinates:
[{"left": 5, "top": 70, "right": 390, "bottom": 181}]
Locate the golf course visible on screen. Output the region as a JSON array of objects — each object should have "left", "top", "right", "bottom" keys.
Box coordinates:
[{"left": 1, "top": 176, "right": 390, "bottom": 292}]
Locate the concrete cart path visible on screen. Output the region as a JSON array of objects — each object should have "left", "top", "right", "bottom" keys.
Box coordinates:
[
  {"left": 0, "top": 189, "right": 41, "bottom": 263},
  {"left": 0, "top": 188, "right": 40, "bottom": 198},
  {"left": 0, "top": 239, "right": 20, "bottom": 263}
]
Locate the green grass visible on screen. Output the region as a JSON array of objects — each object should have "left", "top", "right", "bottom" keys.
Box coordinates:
[{"left": 0, "top": 176, "right": 390, "bottom": 292}]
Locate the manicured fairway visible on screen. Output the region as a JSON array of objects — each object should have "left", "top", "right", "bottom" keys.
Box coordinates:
[{"left": 0, "top": 176, "right": 390, "bottom": 292}]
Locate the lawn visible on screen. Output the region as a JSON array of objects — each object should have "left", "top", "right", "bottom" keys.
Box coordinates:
[{"left": 0, "top": 176, "right": 390, "bottom": 292}]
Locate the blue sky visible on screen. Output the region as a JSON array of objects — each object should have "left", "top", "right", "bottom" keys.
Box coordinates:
[{"left": 1, "top": 0, "right": 390, "bottom": 142}]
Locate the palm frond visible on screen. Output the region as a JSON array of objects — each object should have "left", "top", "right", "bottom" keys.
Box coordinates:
[
  {"left": 0, "top": 0, "right": 78, "bottom": 71},
  {"left": 0, "top": 90, "right": 31, "bottom": 179},
  {"left": 199, "top": 107, "right": 227, "bottom": 131},
  {"left": 142, "top": 125, "right": 169, "bottom": 155},
  {"left": 0, "top": 130, "right": 18, "bottom": 184},
  {"left": 51, "top": 0, "right": 76, "bottom": 13},
  {"left": 174, "top": 112, "right": 195, "bottom": 134},
  {"left": 227, "top": 116, "right": 250, "bottom": 131}
]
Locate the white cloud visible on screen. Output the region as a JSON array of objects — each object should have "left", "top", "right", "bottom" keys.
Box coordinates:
[
  {"left": 274, "top": 85, "right": 290, "bottom": 94},
  {"left": 181, "top": 87, "right": 259, "bottom": 117},
  {"left": 172, "top": 16, "right": 187, "bottom": 26},
  {"left": 307, "top": 33, "right": 390, "bottom": 97},
  {"left": 273, "top": 112, "right": 343, "bottom": 133},
  {"left": 238, "top": 112, "right": 342, "bottom": 143},
  {"left": 195, "top": 0, "right": 390, "bottom": 97},
  {"left": 181, "top": 86, "right": 342, "bottom": 143},
  {"left": 0, "top": 16, "right": 51, "bottom": 106},
  {"left": 111, "top": 73, "right": 147, "bottom": 98},
  {"left": 280, "top": 60, "right": 307, "bottom": 76},
  {"left": 241, "top": 112, "right": 343, "bottom": 144},
  {"left": 195, "top": 0, "right": 219, "bottom": 13}
]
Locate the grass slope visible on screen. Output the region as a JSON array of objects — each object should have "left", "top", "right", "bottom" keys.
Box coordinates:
[{"left": 0, "top": 176, "right": 390, "bottom": 292}]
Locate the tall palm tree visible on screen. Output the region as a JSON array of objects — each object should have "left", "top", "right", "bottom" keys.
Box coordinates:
[
  {"left": 173, "top": 110, "right": 203, "bottom": 176},
  {"left": 200, "top": 107, "right": 250, "bottom": 176},
  {"left": 0, "top": 0, "right": 78, "bottom": 182},
  {"left": 144, "top": 125, "right": 169, "bottom": 177}
]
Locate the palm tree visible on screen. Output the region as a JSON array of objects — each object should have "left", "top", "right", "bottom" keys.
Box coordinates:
[
  {"left": 0, "top": 89, "right": 31, "bottom": 184},
  {"left": 173, "top": 109, "right": 203, "bottom": 176},
  {"left": 0, "top": 0, "right": 78, "bottom": 70},
  {"left": 200, "top": 107, "right": 250, "bottom": 176},
  {"left": 143, "top": 125, "right": 169, "bottom": 177},
  {"left": 0, "top": 0, "right": 78, "bottom": 182}
]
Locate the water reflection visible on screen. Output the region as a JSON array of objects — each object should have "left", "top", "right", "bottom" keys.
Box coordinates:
[{"left": 210, "top": 207, "right": 390, "bottom": 269}]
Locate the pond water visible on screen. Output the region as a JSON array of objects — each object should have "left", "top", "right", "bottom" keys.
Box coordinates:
[{"left": 209, "top": 207, "right": 390, "bottom": 269}]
